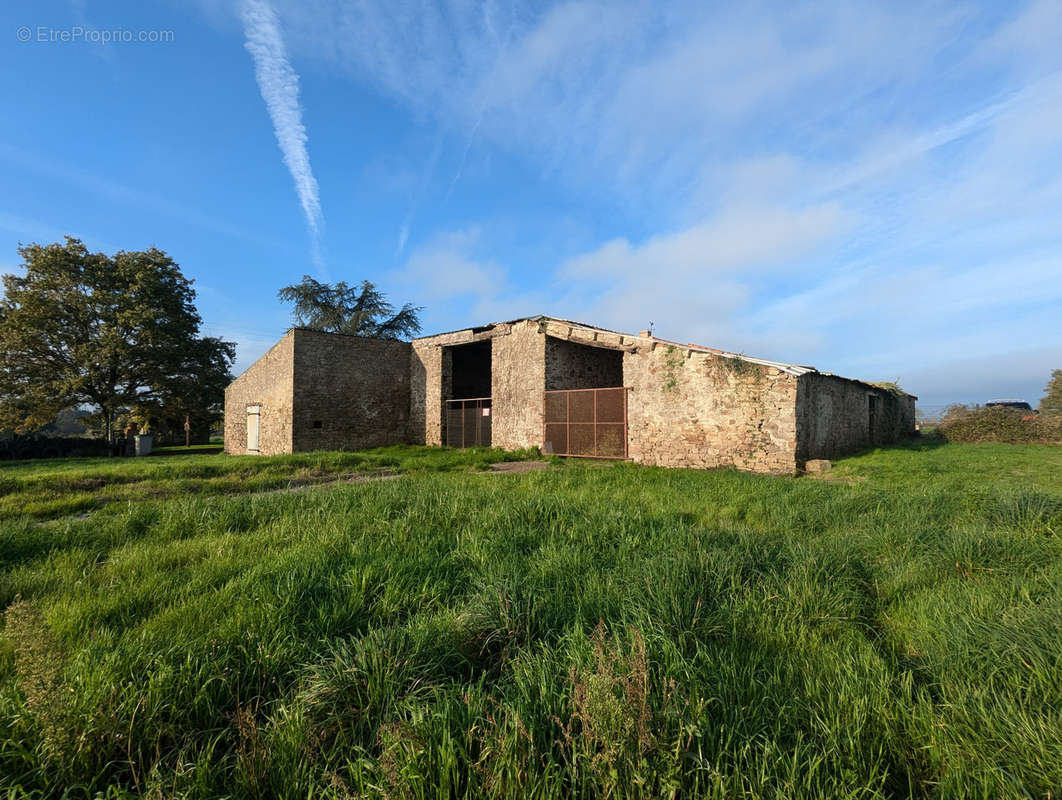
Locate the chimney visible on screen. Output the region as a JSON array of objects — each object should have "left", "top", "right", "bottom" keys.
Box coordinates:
[{"left": 638, "top": 330, "right": 651, "bottom": 338}]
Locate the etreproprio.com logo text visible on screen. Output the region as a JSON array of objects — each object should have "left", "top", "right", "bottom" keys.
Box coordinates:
[{"left": 16, "top": 25, "right": 175, "bottom": 44}]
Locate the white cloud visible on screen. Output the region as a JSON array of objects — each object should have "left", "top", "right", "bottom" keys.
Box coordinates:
[
  {"left": 222, "top": 0, "right": 1062, "bottom": 407},
  {"left": 240, "top": 0, "right": 324, "bottom": 246},
  {"left": 267, "top": 1, "right": 966, "bottom": 201},
  {"left": 388, "top": 228, "right": 547, "bottom": 329},
  {"left": 389, "top": 201, "right": 847, "bottom": 351},
  {"left": 563, "top": 205, "right": 846, "bottom": 280}
]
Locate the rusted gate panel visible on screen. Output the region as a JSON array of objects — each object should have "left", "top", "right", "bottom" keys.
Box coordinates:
[
  {"left": 446, "top": 398, "right": 492, "bottom": 448},
  {"left": 543, "top": 387, "right": 628, "bottom": 459}
]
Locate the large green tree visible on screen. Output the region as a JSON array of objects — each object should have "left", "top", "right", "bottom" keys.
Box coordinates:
[
  {"left": 0, "top": 237, "right": 235, "bottom": 443},
  {"left": 1040, "top": 369, "right": 1062, "bottom": 416},
  {"left": 278, "top": 275, "right": 422, "bottom": 339}
]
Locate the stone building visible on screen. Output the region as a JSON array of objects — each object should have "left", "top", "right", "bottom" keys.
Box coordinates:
[{"left": 224, "top": 316, "right": 916, "bottom": 473}]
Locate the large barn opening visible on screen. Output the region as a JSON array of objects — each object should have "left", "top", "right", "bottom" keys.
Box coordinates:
[
  {"left": 544, "top": 336, "right": 627, "bottom": 459},
  {"left": 449, "top": 339, "right": 492, "bottom": 399},
  {"left": 545, "top": 336, "right": 623, "bottom": 391},
  {"left": 444, "top": 339, "right": 492, "bottom": 448}
]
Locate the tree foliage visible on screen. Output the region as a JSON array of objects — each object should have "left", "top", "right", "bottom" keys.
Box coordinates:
[
  {"left": 0, "top": 237, "right": 235, "bottom": 442},
  {"left": 1040, "top": 369, "right": 1062, "bottom": 417},
  {"left": 277, "top": 275, "right": 422, "bottom": 339}
]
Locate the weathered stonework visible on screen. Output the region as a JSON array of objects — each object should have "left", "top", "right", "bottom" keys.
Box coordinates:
[
  {"left": 224, "top": 332, "right": 294, "bottom": 455},
  {"left": 409, "top": 339, "right": 442, "bottom": 445},
  {"left": 796, "top": 374, "right": 916, "bottom": 462},
  {"left": 291, "top": 330, "right": 410, "bottom": 451},
  {"left": 490, "top": 320, "right": 546, "bottom": 449},
  {"left": 545, "top": 335, "right": 624, "bottom": 391},
  {"left": 225, "top": 330, "right": 410, "bottom": 455},
  {"left": 226, "top": 316, "right": 917, "bottom": 472},
  {"left": 624, "top": 345, "right": 800, "bottom": 473}
]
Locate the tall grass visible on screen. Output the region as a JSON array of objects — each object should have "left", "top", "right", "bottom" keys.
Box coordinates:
[{"left": 1, "top": 441, "right": 1060, "bottom": 797}]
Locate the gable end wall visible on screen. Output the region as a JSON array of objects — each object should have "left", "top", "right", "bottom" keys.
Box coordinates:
[
  {"left": 291, "top": 330, "right": 411, "bottom": 451},
  {"left": 223, "top": 332, "right": 294, "bottom": 455}
]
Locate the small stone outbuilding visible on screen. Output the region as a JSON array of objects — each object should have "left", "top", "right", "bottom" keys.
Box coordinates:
[{"left": 224, "top": 316, "right": 916, "bottom": 473}]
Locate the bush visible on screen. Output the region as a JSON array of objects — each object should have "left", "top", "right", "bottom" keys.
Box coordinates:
[{"left": 939, "top": 405, "right": 1062, "bottom": 444}]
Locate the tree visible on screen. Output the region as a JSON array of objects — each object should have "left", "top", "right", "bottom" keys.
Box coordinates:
[
  {"left": 0, "top": 237, "right": 235, "bottom": 445},
  {"left": 1040, "top": 369, "right": 1062, "bottom": 417},
  {"left": 277, "top": 275, "right": 422, "bottom": 339}
]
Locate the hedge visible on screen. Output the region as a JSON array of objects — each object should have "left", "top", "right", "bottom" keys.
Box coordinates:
[{"left": 938, "top": 406, "right": 1062, "bottom": 445}]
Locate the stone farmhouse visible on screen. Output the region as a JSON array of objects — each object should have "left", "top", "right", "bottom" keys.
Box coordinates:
[{"left": 224, "top": 316, "right": 916, "bottom": 473}]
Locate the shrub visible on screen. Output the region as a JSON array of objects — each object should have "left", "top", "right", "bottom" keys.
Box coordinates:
[{"left": 939, "top": 405, "right": 1062, "bottom": 444}]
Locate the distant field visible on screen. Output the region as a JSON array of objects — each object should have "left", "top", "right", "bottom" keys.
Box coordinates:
[{"left": 1, "top": 439, "right": 1060, "bottom": 798}]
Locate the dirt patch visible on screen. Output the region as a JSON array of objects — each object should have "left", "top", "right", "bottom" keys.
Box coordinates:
[{"left": 489, "top": 461, "right": 551, "bottom": 474}]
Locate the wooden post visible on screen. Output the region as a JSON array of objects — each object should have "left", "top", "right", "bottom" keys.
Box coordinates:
[{"left": 184, "top": 414, "right": 191, "bottom": 448}]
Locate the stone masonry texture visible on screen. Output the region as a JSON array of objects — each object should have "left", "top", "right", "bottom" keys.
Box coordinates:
[
  {"left": 545, "top": 335, "right": 624, "bottom": 391},
  {"left": 623, "top": 345, "right": 800, "bottom": 473},
  {"left": 490, "top": 321, "right": 546, "bottom": 449},
  {"left": 224, "top": 332, "right": 294, "bottom": 455},
  {"left": 796, "top": 374, "right": 916, "bottom": 462},
  {"left": 291, "top": 330, "right": 411, "bottom": 452},
  {"left": 226, "top": 316, "right": 917, "bottom": 472}
]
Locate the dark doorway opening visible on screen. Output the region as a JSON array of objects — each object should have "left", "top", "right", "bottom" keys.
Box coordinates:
[
  {"left": 445, "top": 340, "right": 492, "bottom": 448},
  {"left": 450, "top": 339, "right": 492, "bottom": 399}
]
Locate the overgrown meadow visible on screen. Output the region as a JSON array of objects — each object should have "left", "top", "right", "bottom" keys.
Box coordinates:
[{"left": 1, "top": 440, "right": 1060, "bottom": 798}]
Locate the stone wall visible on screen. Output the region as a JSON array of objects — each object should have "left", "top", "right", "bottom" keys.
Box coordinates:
[
  {"left": 796, "top": 375, "right": 916, "bottom": 461},
  {"left": 226, "top": 316, "right": 913, "bottom": 473},
  {"left": 291, "top": 330, "right": 411, "bottom": 451},
  {"left": 537, "top": 321, "right": 800, "bottom": 473},
  {"left": 223, "top": 332, "right": 294, "bottom": 455},
  {"left": 623, "top": 345, "right": 800, "bottom": 473},
  {"left": 545, "top": 335, "right": 624, "bottom": 390},
  {"left": 411, "top": 321, "right": 543, "bottom": 448},
  {"left": 409, "top": 339, "right": 442, "bottom": 445},
  {"left": 491, "top": 320, "right": 547, "bottom": 449}
]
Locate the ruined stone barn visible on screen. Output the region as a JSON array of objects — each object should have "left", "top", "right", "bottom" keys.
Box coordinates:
[{"left": 224, "top": 316, "right": 916, "bottom": 473}]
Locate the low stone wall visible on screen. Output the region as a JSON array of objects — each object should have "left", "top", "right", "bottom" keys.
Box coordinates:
[
  {"left": 291, "top": 330, "right": 411, "bottom": 451},
  {"left": 796, "top": 374, "right": 915, "bottom": 461},
  {"left": 623, "top": 344, "right": 800, "bottom": 473},
  {"left": 223, "top": 333, "right": 294, "bottom": 455}
]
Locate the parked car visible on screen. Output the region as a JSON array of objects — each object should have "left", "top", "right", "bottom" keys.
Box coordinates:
[
  {"left": 984, "top": 399, "right": 1039, "bottom": 421},
  {"left": 985, "top": 399, "right": 1034, "bottom": 412}
]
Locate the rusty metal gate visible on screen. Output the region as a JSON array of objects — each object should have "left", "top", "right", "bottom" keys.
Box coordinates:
[
  {"left": 543, "top": 387, "right": 628, "bottom": 459},
  {"left": 446, "top": 398, "right": 492, "bottom": 448}
]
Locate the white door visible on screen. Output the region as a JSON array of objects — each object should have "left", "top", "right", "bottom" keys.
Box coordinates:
[{"left": 246, "top": 405, "right": 261, "bottom": 453}]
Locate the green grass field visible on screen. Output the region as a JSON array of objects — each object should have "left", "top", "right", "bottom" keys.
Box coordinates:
[{"left": 1, "top": 439, "right": 1060, "bottom": 798}]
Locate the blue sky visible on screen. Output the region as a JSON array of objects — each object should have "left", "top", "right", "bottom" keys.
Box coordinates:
[{"left": 2, "top": 0, "right": 1061, "bottom": 411}]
